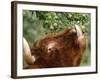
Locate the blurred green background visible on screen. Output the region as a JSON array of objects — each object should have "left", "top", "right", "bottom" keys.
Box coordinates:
[{"left": 23, "top": 10, "right": 91, "bottom": 66}]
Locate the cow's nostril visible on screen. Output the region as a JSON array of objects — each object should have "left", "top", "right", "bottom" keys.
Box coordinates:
[
  {"left": 48, "top": 48, "right": 58, "bottom": 53},
  {"left": 53, "top": 48, "right": 58, "bottom": 52}
]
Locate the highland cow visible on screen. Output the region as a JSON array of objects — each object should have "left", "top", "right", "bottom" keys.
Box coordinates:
[{"left": 23, "top": 25, "right": 87, "bottom": 69}]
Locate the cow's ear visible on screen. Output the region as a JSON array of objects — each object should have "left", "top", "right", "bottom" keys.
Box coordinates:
[{"left": 78, "top": 35, "right": 87, "bottom": 51}]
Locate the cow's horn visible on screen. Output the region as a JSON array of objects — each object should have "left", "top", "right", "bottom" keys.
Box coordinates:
[
  {"left": 75, "top": 25, "right": 83, "bottom": 37},
  {"left": 23, "top": 38, "right": 35, "bottom": 65}
]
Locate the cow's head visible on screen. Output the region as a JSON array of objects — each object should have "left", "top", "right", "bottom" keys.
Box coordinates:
[
  {"left": 23, "top": 25, "right": 87, "bottom": 68},
  {"left": 32, "top": 25, "right": 87, "bottom": 67}
]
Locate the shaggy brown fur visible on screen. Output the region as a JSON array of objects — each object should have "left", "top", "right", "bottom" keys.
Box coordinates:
[{"left": 27, "top": 28, "right": 86, "bottom": 69}]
